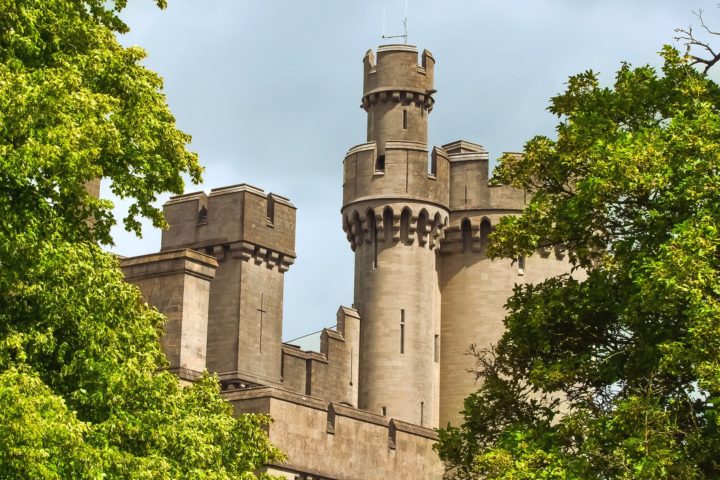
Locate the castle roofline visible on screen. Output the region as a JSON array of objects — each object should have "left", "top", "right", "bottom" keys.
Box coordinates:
[
  {"left": 442, "top": 140, "right": 488, "bottom": 155},
  {"left": 377, "top": 44, "right": 418, "bottom": 53},
  {"left": 166, "top": 184, "right": 296, "bottom": 209}
]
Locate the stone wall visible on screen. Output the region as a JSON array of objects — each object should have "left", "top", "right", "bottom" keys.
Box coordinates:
[
  {"left": 438, "top": 141, "right": 577, "bottom": 425},
  {"left": 280, "top": 307, "right": 360, "bottom": 407},
  {"left": 227, "top": 387, "right": 443, "bottom": 480},
  {"left": 120, "top": 249, "right": 217, "bottom": 380}
]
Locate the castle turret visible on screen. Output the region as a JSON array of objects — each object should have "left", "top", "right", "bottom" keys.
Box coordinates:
[
  {"left": 437, "top": 143, "right": 575, "bottom": 426},
  {"left": 342, "top": 45, "right": 448, "bottom": 428}
]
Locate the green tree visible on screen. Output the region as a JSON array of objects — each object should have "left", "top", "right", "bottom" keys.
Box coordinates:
[
  {"left": 435, "top": 46, "right": 720, "bottom": 479},
  {"left": 0, "top": 0, "right": 283, "bottom": 477}
]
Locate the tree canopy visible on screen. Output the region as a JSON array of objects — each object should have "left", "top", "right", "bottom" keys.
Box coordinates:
[
  {"left": 435, "top": 46, "right": 720, "bottom": 479},
  {"left": 0, "top": 1, "right": 283, "bottom": 477}
]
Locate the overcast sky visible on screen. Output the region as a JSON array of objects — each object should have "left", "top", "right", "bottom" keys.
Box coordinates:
[{"left": 108, "top": 0, "right": 719, "bottom": 342}]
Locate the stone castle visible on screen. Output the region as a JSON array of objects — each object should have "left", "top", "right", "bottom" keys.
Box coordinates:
[{"left": 119, "top": 45, "right": 572, "bottom": 479}]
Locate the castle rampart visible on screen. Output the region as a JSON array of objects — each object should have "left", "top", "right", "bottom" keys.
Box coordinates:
[
  {"left": 226, "top": 387, "right": 442, "bottom": 480},
  {"left": 279, "top": 307, "right": 360, "bottom": 407}
]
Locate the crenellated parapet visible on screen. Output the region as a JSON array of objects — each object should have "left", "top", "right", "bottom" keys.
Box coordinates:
[
  {"left": 161, "top": 183, "right": 296, "bottom": 272},
  {"left": 363, "top": 45, "right": 435, "bottom": 112},
  {"left": 279, "top": 306, "right": 360, "bottom": 407},
  {"left": 342, "top": 202, "right": 449, "bottom": 251},
  {"left": 343, "top": 142, "right": 449, "bottom": 207}
]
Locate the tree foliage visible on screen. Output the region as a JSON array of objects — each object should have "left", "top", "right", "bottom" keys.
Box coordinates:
[
  {"left": 0, "top": 1, "right": 283, "bottom": 477},
  {"left": 436, "top": 46, "right": 720, "bottom": 479}
]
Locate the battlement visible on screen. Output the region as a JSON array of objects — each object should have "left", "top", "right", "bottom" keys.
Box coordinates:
[
  {"left": 161, "top": 183, "right": 296, "bottom": 271},
  {"left": 279, "top": 306, "right": 360, "bottom": 406},
  {"left": 444, "top": 140, "right": 527, "bottom": 213},
  {"left": 342, "top": 141, "right": 449, "bottom": 208},
  {"left": 362, "top": 45, "right": 435, "bottom": 112}
]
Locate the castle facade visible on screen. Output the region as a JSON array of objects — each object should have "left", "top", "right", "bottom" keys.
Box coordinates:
[{"left": 120, "top": 45, "right": 571, "bottom": 479}]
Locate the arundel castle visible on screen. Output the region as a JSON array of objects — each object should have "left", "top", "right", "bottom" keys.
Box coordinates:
[{"left": 118, "top": 44, "right": 572, "bottom": 479}]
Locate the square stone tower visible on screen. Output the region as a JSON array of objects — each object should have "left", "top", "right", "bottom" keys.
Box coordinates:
[{"left": 160, "top": 184, "right": 296, "bottom": 387}]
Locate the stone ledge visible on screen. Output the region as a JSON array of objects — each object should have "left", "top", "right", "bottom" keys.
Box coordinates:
[
  {"left": 164, "top": 191, "right": 206, "bottom": 206},
  {"left": 338, "top": 306, "right": 360, "bottom": 319},
  {"left": 377, "top": 43, "right": 418, "bottom": 53},
  {"left": 223, "top": 386, "right": 328, "bottom": 412},
  {"left": 329, "top": 402, "right": 389, "bottom": 428},
  {"left": 323, "top": 329, "right": 344, "bottom": 342},
  {"left": 164, "top": 366, "right": 205, "bottom": 382},
  {"left": 345, "top": 142, "right": 376, "bottom": 156},
  {"left": 385, "top": 140, "right": 428, "bottom": 152},
  {"left": 209, "top": 182, "right": 266, "bottom": 197},
  {"left": 120, "top": 248, "right": 218, "bottom": 281},
  {"left": 391, "top": 418, "right": 438, "bottom": 441},
  {"left": 281, "top": 344, "right": 328, "bottom": 363},
  {"left": 442, "top": 139, "right": 488, "bottom": 155}
]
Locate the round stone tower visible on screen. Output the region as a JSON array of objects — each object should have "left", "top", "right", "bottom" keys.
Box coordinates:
[{"left": 341, "top": 45, "right": 449, "bottom": 428}]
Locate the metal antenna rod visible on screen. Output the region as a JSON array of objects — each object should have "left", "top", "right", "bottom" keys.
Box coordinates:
[{"left": 381, "top": 0, "right": 408, "bottom": 44}]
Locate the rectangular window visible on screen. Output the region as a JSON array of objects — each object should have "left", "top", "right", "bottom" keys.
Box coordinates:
[
  {"left": 402, "top": 109, "right": 408, "bottom": 130},
  {"left": 434, "top": 334, "right": 439, "bottom": 363},
  {"left": 420, "top": 401, "right": 424, "bottom": 427},
  {"left": 381, "top": 406, "right": 387, "bottom": 416},
  {"left": 400, "top": 309, "right": 405, "bottom": 354},
  {"left": 375, "top": 154, "right": 385, "bottom": 172},
  {"left": 518, "top": 256, "right": 525, "bottom": 276}
]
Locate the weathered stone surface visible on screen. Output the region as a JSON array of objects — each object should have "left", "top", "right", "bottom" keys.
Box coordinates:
[
  {"left": 227, "top": 387, "right": 443, "bottom": 480},
  {"left": 120, "top": 249, "right": 217, "bottom": 377}
]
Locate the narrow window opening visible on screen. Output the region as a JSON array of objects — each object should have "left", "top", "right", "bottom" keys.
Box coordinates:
[
  {"left": 434, "top": 334, "right": 439, "bottom": 363},
  {"left": 400, "top": 309, "right": 405, "bottom": 354},
  {"left": 480, "top": 218, "right": 492, "bottom": 252},
  {"left": 420, "top": 401, "right": 424, "bottom": 427},
  {"left": 400, "top": 209, "right": 411, "bottom": 244},
  {"left": 518, "top": 256, "right": 526, "bottom": 276},
  {"left": 461, "top": 218, "right": 473, "bottom": 253},
  {"left": 381, "top": 406, "right": 387, "bottom": 416},
  {"left": 402, "top": 109, "right": 408, "bottom": 130},
  {"left": 375, "top": 154, "right": 386, "bottom": 172},
  {"left": 280, "top": 351, "right": 285, "bottom": 380},
  {"left": 266, "top": 195, "right": 275, "bottom": 226},
  {"left": 428, "top": 153, "right": 436, "bottom": 176},
  {"left": 369, "top": 211, "right": 378, "bottom": 268},
  {"left": 198, "top": 206, "right": 208, "bottom": 225},
  {"left": 349, "top": 348, "right": 354, "bottom": 386},
  {"left": 383, "top": 207, "right": 393, "bottom": 243}
]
